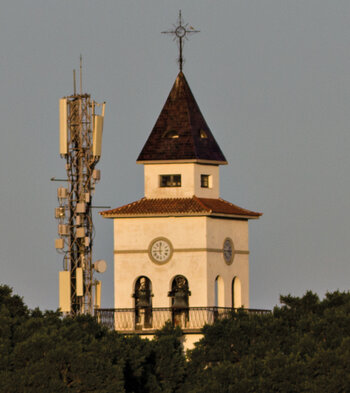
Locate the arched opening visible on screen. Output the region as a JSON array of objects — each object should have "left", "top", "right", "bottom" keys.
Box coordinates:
[
  {"left": 168, "top": 275, "right": 191, "bottom": 327},
  {"left": 214, "top": 276, "right": 225, "bottom": 307},
  {"left": 133, "top": 276, "right": 152, "bottom": 329},
  {"left": 232, "top": 277, "right": 242, "bottom": 309}
]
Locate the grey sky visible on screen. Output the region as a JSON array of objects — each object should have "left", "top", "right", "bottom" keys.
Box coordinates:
[{"left": 0, "top": 1, "right": 349, "bottom": 310}]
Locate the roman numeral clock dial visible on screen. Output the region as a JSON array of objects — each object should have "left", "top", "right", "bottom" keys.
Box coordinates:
[{"left": 149, "top": 237, "right": 173, "bottom": 264}]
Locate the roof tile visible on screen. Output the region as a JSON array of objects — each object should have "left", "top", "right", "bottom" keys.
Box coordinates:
[
  {"left": 137, "top": 72, "right": 227, "bottom": 164},
  {"left": 100, "top": 196, "right": 262, "bottom": 219}
]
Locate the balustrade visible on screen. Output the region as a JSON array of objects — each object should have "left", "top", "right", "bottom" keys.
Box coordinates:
[{"left": 95, "top": 307, "right": 270, "bottom": 332}]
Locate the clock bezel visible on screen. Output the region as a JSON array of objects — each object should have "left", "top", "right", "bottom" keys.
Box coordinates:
[
  {"left": 223, "top": 237, "right": 235, "bottom": 265},
  {"left": 148, "top": 237, "right": 173, "bottom": 265}
]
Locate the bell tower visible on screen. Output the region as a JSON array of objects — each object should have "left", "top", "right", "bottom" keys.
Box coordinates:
[
  {"left": 100, "top": 14, "right": 262, "bottom": 347},
  {"left": 102, "top": 69, "right": 261, "bottom": 303}
]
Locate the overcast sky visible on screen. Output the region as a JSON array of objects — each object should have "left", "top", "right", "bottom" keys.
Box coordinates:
[{"left": 1, "top": 1, "right": 349, "bottom": 310}]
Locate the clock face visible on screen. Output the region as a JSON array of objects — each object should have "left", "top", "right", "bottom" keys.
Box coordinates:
[
  {"left": 223, "top": 238, "right": 234, "bottom": 265},
  {"left": 149, "top": 237, "right": 173, "bottom": 264}
]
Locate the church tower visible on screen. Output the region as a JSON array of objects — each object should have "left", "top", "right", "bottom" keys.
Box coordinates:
[
  {"left": 100, "top": 71, "right": 261, "bottom": 342},
  {"left": 100, "top": 14, "right": 262, "bottom": 347}
]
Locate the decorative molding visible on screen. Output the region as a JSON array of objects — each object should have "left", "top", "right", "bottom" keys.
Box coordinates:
[
  {"left": 136, "top": 159, "right": 228, "bottom": 165},
  {"left": 114, "top": 250, "right": 147, "bottom": 254},
  {"left": 115, "top": 247, "right": 249, "bottom": 255},
  {"left": 235, "top": 250, "right": 250, "bottom": 255}
]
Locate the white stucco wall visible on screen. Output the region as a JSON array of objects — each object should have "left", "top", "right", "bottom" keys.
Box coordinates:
[
  {"left": 113, "top": 215, "right": 249, "bottom": 309},
  {"left": 143, "top": 163, "right": 220, "bottom": 199},
  {"left": 206, "top": 218, "right": 249, "bottom": 308},
  {"left": 114, "top": 216, "right": 208, "bottom": 308}
]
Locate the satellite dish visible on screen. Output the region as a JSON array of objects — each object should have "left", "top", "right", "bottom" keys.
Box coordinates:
[{"left": 93, "top": 259, "right": 107, "bottom": 273}]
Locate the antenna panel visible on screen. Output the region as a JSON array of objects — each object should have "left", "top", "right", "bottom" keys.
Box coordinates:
[
  {"left": 55, "top": 207, "right": 65, "bottom": 219},
  {"left": 57, "top": 187, "right": 68, "bottom": 199},
  {"left": 55, "top": 238, "right": 64, "bottom": 249},
  {"left": 76, "top": 203, "right": 86, "bottom": 213},
  {"left": 76, "top": 227, "right": 85, "bottom": 238},
  {"left": 76, "top": 267, "right": 83, "bottom": 296},
  {"left": 94, "top": 280, "right": 101, "bottom": 308},
  {"left": 92, "top": 115, "right": 104, "bottom": 156},
  {"left": 59, "top": 98, "right": 68, "bottom": 155},
  {"left": 58, "top": 224, "right": 69, "bottom": 236},
  {"left": 59, "top": 271, "right": 71, "bottom": 312},
  {"left": 92, "top": 169, "right": 100, "bottom": 181}
]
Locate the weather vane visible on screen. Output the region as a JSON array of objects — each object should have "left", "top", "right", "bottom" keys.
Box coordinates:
[{"left": 162, "top": 11, "right": 200, "bottom": 72}]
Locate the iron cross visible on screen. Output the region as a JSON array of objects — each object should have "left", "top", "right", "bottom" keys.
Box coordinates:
[{"left": 162, "top": 11, "right": 200, "bottom": 72}]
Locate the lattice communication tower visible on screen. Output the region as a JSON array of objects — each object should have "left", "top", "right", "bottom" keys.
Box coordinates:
[{"left": 55, "top": 64, "right": 106, "bottom": 315}]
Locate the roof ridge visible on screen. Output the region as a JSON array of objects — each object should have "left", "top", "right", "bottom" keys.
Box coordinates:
[
  {"left": 145, "top": 197, "right": 193, "bottom": 201},
  {"left": 126, "top": 197, "right": 146, "bottom": 207},
  {"left": 193, "top": 195, "right": 212, "bottom": 212},
  {"left": 182, "top": 74, "right": 201, "bottom": 159},
  {"left": 217, "top": 197, "right": 263, "bottom": 216}
]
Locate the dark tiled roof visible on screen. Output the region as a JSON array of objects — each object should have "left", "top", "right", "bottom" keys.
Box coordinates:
[
  {"left": 100, "top": 196, "right": 262, "bottom": 219},
  {"left": 137, "top": 72, "right": 227, "bottom": 164}
]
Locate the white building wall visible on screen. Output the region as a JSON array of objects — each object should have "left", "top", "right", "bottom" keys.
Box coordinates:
[
  {"left": 114, "top": 216, "right": 208, "bottom": 309},
  {"left": 206, "top": 218, "right": 250, "bottom": 308},
  {"left": 143, "top": 163, "right": 220, "bottom": 199},
  {"left": 113, "top": 215, "right": 250, "bottom": 309}
]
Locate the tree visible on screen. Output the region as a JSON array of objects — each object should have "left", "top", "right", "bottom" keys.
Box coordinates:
[
  {"left": 0, "top": 285, "right": 187, "bottom": 393},
  {"left": 185, "top": 291, "right": 350, "bottom": 392},
  {"left": 3, "top": 284, "right": 350, "bottom": 392}
]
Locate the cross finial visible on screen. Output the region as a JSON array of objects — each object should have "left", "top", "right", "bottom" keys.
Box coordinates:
[{"left": 162, "top": 11, "right": 200, "bottom": 72}]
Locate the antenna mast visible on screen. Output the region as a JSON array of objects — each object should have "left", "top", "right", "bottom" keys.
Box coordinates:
[{"left": 56, "top": 58, "right": 106, "bottom": 315}]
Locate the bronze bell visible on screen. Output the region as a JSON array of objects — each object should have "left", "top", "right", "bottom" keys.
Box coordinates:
[
  {"left": 137, "top": 290, "right": 151, "bottom": 308},
  {"left": 172, "top": 291, "right": 188, "bottom": 309}
]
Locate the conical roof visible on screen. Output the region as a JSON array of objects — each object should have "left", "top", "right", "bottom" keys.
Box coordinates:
[{"left": 137, "top": 72, "right": 227, "bottom": 164}]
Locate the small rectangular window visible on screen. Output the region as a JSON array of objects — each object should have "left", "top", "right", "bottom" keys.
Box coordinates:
[
  {"left": 201, "top": 174, "right": 210, "bottom": 188},
  {"left": 160, "top": 174, "right": 181, "bottom": 187}
]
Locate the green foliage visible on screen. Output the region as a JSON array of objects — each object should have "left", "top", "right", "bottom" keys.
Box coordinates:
[
  {"left": 0, "top": 285, "right": 186, "bottom": 392},
  {"left": 185, "top": 291, "right": 350, "bottom": 392},
  {"left": 150, "top": 322, "right": 187, "bottom": 392},
  {"left": 0, "top": 295, "right": 125, "bottom": 393},
  {"left": 2, "top": 285, "right": 350, "bottom": 392}
]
